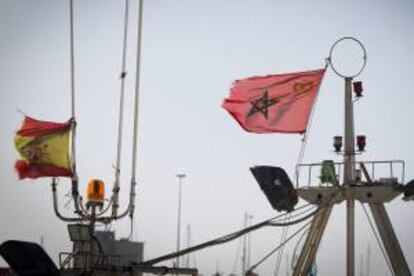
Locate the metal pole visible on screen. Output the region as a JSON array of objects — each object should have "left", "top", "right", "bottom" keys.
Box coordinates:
[
  {"left": 111, "top": 0, "right": 130, "bottom": 219},
  {"left": 242, "top": 213, "right": 247, "bottom": 275},
  {"left": 344, "top": 77, "right": 355, "bottom": 276},
  {"left": 186, "top": 224, "right": 191, "bottom": 268},
  {"left": 176, "top": 174, "right": 186, "bottom": 270},
  {"left": 68, "top": 0, "right": 81, "bottom": 216},
  {"left": 247, "top": 215, "right": 253, "bottom": 270},
  {"left": 128, "top": 0, "right": 144, "bottom": 220}
]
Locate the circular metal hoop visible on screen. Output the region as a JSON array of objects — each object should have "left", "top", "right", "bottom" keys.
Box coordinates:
[{"left": 328, "top": 37, "right": 367, "bottom": 79}]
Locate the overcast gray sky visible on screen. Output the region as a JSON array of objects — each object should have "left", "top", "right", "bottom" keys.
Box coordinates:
[{"left": 1, "top": 0, "right": 414, "bottom": 275}]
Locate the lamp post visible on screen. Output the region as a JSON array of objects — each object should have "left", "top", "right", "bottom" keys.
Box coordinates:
[{"left": 176, "top": 173, "right": 186, "bottom": 270}]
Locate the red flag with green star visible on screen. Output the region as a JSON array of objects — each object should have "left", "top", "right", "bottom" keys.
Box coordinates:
[{"left": 222, "top": 68, "right": 326, "bottom": 133}]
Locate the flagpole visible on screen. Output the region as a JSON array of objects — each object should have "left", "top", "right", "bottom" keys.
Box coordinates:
[{"left": 68, "top": 0, "right": 83, "bottom": 217}]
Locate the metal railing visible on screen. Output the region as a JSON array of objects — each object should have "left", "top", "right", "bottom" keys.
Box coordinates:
[
  {"left": 295, "top": 160, "right": 405, "bottom": 188},
  {"left": 59, "top": 251, "right": 198, "bottom": 275}
]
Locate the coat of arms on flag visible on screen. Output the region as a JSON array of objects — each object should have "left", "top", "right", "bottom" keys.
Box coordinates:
[{"left": 14, "top": 116, "right": 72, "bottom": 179}]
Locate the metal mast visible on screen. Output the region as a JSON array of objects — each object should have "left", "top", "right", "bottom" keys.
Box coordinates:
[
  {"left": 344, "top": 76, "right": 355, "bottom": 276},
  {"left": 293, "top": 37, "right": 411, "bottom": 276}
]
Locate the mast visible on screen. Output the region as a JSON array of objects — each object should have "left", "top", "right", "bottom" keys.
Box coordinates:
[{"left": 344, "top": 77, "right": 355, "bottom": 276}]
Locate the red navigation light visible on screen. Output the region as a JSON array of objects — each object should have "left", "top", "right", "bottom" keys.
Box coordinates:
[
  {"left": 353, "top": 81, "right": 363, "bottom": 97},
  {"left": 356, "top": 135, "right": 366, "bottom": 151},
  {"left": 333, "top": 136, "right": 343, "bottom": 152}
]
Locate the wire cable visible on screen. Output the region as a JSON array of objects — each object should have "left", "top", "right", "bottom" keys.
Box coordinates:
[
  {"left": 274, "top": 214, "right": 290, "bottom": 276},
  {"left": 140, "top": 194, "right": 337, "bottom": 266},
  {"left": 290, "top": 222, "right": 310, "bottom": 270},
  {"left": 247, "top": 220, "right": 312, "bottom": 274},
  {"left": 294, "top": 63, "right": 329, "bottom": 185},
  {"left": 360, "top": 202, "right": 394, "bottom": 276}
]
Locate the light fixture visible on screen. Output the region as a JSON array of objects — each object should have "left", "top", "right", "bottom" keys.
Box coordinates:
[
  {"left": 86, "top": 179, "right": 105, "bottom": 209},
  {"left": 333, "top": 136, "right": 343, "bottom": 152},
  {"left": 353, "top": 81, "right": 363, "bottom": 97},
  {"left": 356, "top": 135, "right": 366, "bottom": 152},
  {"left": 250, "top": 166, "right": 298, "bottom": 212}
]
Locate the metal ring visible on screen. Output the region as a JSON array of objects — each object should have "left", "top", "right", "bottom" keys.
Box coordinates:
[{"left": 328, "top": 37, "right": 367, "bottom": 79}]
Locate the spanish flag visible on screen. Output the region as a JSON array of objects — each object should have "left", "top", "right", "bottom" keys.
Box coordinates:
[{"left": 14, "top": 116, "right": 72, "bottom": 179}]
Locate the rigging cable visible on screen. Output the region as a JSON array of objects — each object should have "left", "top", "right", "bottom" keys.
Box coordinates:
[
  {"left": 140, "top": 193, "right": 337, "bottom": 266},
  {"left": 294, "top": 62, "right": 329, "bottom": 185},
  {"left": 360, "top": 202, "right": 394, "bottom": 276},
  {"left": 140, "top": 205, "right": 312, "bottom": 266},
  {"left": 273, "top": 213, "right": 290, "bottom": 276},
  {"left": 247, "top": 220, "right": 312, "bottom": 274},
  {"left": 290, "top": 221, "right": 311, "bottom": 270}
]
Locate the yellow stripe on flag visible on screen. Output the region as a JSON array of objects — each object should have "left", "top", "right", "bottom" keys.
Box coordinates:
[{"left": 14, "top": 131, "right": 70, "bottom": 170}]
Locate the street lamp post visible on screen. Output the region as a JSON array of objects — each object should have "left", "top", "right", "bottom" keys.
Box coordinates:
[{"left": 176, "top": 173, "right": 186, "bottom": 270}]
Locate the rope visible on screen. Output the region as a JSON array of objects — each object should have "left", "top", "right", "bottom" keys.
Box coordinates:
[
  {"left": 274, "top": 214, "right": 290, "bottom": 276},
  {"left": 140, "top": 195, "right": 337, "bottom": 266},
  {"left": 248, "top": 221, "right": 312, "bottom": 274},
  {"left": 140, "top": 206, "right": 310, "bottom": 266},
  {"left": 290, "top": 223, "right": 310, "bottom": 270},
  {"left": 294, "top": 63, "right": 329, "bottom": 185},
  {"left": 360, "top": 203, "right": 394, "bottom": 276}
]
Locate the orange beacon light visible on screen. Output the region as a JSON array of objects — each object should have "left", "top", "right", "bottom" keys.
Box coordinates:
[{"left": 86, "top": 179, "right": 105, "bottom": 209}]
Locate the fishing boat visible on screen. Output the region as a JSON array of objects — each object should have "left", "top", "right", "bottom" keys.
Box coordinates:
[{"left": 1, "top": 1, "right": 413, "bottom": 276}]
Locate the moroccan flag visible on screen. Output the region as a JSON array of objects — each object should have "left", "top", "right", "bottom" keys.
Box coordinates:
[
  {"left": 14, "top": 116, "right": 72, "bottom": 179},
  {"left": 222, "top": 68, "right": 326, "bottom": 133}
]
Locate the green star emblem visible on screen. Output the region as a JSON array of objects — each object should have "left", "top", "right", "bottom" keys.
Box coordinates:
[{"left": 247, "top": 91, "right": 278, "bottom": 119}]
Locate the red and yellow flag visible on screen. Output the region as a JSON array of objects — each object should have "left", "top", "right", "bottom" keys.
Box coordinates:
[
  {"left": 222, "top": 68, "right": 326, "bottom": 133},
  {"left": 14, "top": 116, "right": 72, "bottom": 179}
]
